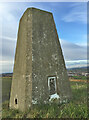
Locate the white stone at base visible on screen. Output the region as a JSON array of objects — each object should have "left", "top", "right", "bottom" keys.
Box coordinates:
[{"left": 49, "top": 93, "right": 60, "bottom": 101}]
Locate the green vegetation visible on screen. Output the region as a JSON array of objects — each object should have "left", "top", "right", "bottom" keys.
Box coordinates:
[
  {"left": 2, "top": 101, "right": 88, "bottom": 118},
  {"left": 2, "top": 77, "right": 12, "bottom": 102},
  {"left": 2, "top": 77, "right": 88, "bottom": 118}
]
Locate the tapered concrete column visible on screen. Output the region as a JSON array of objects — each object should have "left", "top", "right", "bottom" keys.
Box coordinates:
[{"left": 10, "top": 8, "right": 72, "bottom": 112}]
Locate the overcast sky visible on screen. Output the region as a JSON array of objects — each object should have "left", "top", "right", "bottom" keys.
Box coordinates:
[{"left": 0, "top": 2, "right": 87, "bottom": 73}]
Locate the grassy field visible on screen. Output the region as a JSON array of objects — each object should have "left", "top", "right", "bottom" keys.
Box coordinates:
[
  {"left": 2, "top": 77, "right": 12, "bottom": 103},
  {"left": 2, "top": 76, "right": 88, "bottom": 118}
]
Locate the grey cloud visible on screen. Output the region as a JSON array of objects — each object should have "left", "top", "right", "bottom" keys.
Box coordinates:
[
  {"left": 60, "top": 39, "right": 87, "bottom": 61},
  {"left": 1, "top": 38, "right": 16, "bottom": 61},
  {"left": 0, "top": 37, "right": 16, "bottom": 73}
]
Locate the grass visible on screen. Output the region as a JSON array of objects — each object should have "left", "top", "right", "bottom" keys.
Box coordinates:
[
  {"left": 2, "top": 77, "right": 88, "bottom": 118},
  {"left": 2, "top": 77, "right": 12, "bottom": 102},
  {"left": 70, "top": 82, "right": 87, "bottom": 104}
]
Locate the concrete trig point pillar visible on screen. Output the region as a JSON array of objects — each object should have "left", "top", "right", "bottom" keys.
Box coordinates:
[{"left": 10, "top": 8, "right": 72, "bottom": 112}]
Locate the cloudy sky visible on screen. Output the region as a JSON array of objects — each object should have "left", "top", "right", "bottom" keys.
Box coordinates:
[{"left": 0, "top": 2, "right": 87, "bottom": 73}]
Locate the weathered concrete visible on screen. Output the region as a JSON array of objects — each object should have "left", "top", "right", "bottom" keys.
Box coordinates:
[{"left": 10, "top": 8, "right": 72, "bottom": 112}]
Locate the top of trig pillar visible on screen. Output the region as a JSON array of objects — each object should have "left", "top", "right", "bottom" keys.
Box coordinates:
[{"left": 20, "top": 7, "right": 53, "bottom": 21}]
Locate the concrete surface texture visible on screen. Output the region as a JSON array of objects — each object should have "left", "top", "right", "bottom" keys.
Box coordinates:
[{"left": 10, "top": 8, "right": 72, "bottom": 112}]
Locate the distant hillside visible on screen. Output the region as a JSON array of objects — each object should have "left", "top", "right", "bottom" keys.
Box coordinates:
[
  {"left": 0, "top": 73, "right": 13, "bottom": 77},
  {"left": 0, "top": 66, "right": 88, "bottom": 77},
  {"left": 67, "top": 66, "right": 88, "bottom": 73}
]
